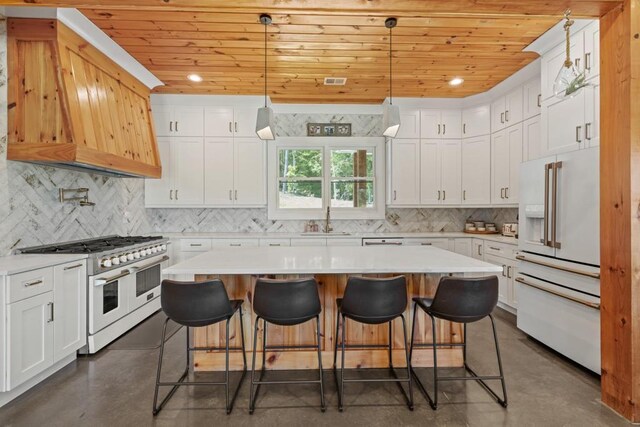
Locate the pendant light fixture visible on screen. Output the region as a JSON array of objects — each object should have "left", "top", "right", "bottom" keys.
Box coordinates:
[
  {"left": 256, "top": 13, "right": 275, "bottom": 140},
  {"left": 553, "top": 10, "right": 588, "bottom": 99},
  {"left": 383, "top": 17, "right": 401, "bottom": 138}
]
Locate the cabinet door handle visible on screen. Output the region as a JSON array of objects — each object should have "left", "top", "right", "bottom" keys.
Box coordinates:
[
  {"left": 175, "top": 190, "right": 178, "bottom": 200},
  {"left": 64, "top": 263, "right": 83, "bottom": 271},
  {"left": 437, "top": 190, "right": 441, "bottom": 201},
  {"left": 507, "top": 265, "right": 512, "bottom": 278},
  {"left": 537, "top": 94, "right": 541, "bottom": 108},
  {"left": 576, "top": 125, "right": 582, "bottom": 143},
  {"left": 505, "top": 187, "right": 509, "bottom": 199},
  {"left": 169, "top": 121, "right": 173, "bottom": 132},
  {"left": 47, "top": 302, "right": 54, "bottom": 323},
  {"left": 575, "top": 57, "right": 581, "bottom": 69},
  {"left": 505, "top": 110, "right": 510, "bottom": 122},
  {"left": 477, "top": 245, "right": 482, "bottom": 256},
  {"left": 175, "top": 121, "right": 178, "bottom": 132},
  {"left": 393, "top": 190, "right": 397, "bottom": 201},
  {"left": 443, "top": 190, "right": 446, "bottom": 201},
  {"left": 229, "top": 190, "right": 233, "bottom": 200},
  {"left": 169, "top": 189, "right": 173, "bottom": 200},
  {"left": 235, "top": 122, "right": 238, "bottom": 133},
  {"left": 234, "top": 190, "right": 238, "bottom": 201},
  {"left": 502, "top": 265, "right": 507, "bottom": 277},
  {"left": 585, "top": 123, "right": 592, "bottom": 140},
  {"left": 463, "top": 190, "right": 466, "bottom": 201},
  {"left": 229, "top": 122, "right": 232, "bottom": 133},
  {"left": 443, "top": 124, "right": 446, "bottom": 135},
  {"left": 500, "top": 112, "right": 504, "bottom": 124},
  {"left": 463, "top": 123, "right": 466, "bottom": 134},
  {"left": 500, "top": 188, "right": 504, "bottom": 199},
  {"left": 437, "top": 124, "right": 441, "bottom": 135},
  {"left": 24, "top": 279, "right": 43, "bottom": 287},
  {"left": 585, "top": 52, "right": 591, "bottom": 71}
]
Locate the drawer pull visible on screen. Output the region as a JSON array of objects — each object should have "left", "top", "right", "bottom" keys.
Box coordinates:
[
  {"left": 489, "top": 246, "right": 501, "bottom": 251},
  {"left": 515, "top": 276, "right": 600, "bottom": 310},
  {"left": 63, "top": 263, "right": 83, "bottom": 271},
  {"left": 230, "top": 244, "right": 242, "bottom": 247},
  {"left": 420, "top": 243, "right": 432, "bottom": 246},
  {"left": 515, "top": 255, "right": 600, "bottom": 279},
  {"left": 190, "top": 243, "right": 203, "bottom": 247},
  {"left": 24, "top": 279, "right": 43, "bottom": 287},
  {"left": 269, "top": 243, "right": 281, "bottom": 247}
]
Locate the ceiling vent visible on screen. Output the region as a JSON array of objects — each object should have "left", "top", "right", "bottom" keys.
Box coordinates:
[{"left": 324, "top": 77, "right": 347, "bottom": 86}]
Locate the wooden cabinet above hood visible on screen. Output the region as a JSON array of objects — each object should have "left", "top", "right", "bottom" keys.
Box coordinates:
[{"left": 7, "top": 18, "right": 162, "bottom": 178}]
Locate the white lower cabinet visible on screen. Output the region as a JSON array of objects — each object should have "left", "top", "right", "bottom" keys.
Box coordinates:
[
  {"left": 403, "top": 238, "right": 449, "bottom": 250},
  {"left": 471, "top": 239, "right": 484, "bottom": 260},
  {"left": 453, "top": 238, "right": 472, "bottom": 257},
  {"left": 4, "top": 260, "right": 86, "bottom": 392},
  {"left": 53, "top": 262, "right": 86, "bottom": 363},
  {"left": 8, "top": 291, "right": 54, "bottom": 389},
  {"left": 291, "top": 238, "right": 326, "bottom": 247},
  {"left": 483, "top": 247, "right": 518, "bottom": 311},
  {"left": 211, "top": 239, "right": 259, "bottom": 247}
]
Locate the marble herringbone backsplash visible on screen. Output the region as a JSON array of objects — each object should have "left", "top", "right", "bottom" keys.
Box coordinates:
[{"left": 0, "top": 17, "right": 517, "bottom": 255}]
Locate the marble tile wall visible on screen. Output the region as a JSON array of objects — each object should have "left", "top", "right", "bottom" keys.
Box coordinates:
[{"left": 0, "top": 17, "right": 517, "bottom": 255}]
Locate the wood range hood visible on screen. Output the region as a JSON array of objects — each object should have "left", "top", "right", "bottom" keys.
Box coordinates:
[{"left": 7, "top": 18, "right": 161, "bottom": 178}]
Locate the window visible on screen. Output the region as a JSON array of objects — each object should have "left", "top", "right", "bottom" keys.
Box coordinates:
[{"left": 268, "top": 137, "right": 385, "bottom": 220}]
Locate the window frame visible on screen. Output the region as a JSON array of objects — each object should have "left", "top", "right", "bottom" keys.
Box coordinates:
[{"left": 267, "top": 137, "right": 386, "bottom": 220}]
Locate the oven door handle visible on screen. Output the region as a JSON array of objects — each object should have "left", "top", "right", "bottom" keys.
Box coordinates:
[
  {"left": 515, "top": 276, "right": 600, "bottom": 310},
  {"left": 129, "top": 255, "right": 170, "bottom": 272},
  {"left": 94, "top": 269, "right": 131, "bottom": 286}
]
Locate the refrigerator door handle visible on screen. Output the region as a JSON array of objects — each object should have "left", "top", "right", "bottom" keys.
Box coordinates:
[
  {"left": 516, "top": 255, "right": 600, "bottom": 279},
  {"left": 551, "top": 161, "right": 563, "bottom": 249},
  {"left": 543, "top": 163, "right": 552, "bottom": 247}
]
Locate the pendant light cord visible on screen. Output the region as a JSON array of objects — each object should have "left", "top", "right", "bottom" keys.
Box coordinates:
[
  {"left": 563, "top": 10, "right": 574, "bottom": 68},
  {"left": 389, "top": 25, "right": 393, "bottom": 105},
  {"left": 264, "top": 21, "right": 268, "bottom": 107}
]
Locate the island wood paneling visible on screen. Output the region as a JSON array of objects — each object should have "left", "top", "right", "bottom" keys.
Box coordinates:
[
  {"left": 192, "top": 273, "right": 464, "bottom": 371},
  {"left": 7, "top": 18, "right": 161, "bottom": 177},
  {"left": 599, "top": 0, "right": 640, "bottom": 422}
]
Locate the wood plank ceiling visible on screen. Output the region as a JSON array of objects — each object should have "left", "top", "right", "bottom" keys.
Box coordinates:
[{"left": 13, "top": 0, "right": 619, "bottom": 103}]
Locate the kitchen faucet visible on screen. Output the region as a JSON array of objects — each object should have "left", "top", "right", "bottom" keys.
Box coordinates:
[{"left": 324, "top": 206, "right": 333, "bottom": 233}]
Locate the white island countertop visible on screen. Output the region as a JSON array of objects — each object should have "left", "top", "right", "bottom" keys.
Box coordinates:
[{"left": 164, "top": 245, "right": 503, "bottom": 275}]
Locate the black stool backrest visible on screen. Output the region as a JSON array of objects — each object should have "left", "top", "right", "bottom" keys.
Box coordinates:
[
  {"left": 161, "top": 279, "right": 233, "bottom": 327},
  {"left": 429, "top": 276, "right": 499, "bottom": 323},
  {"left": 253, "top": 277, "right": 321, "bottom": 325},
  {"left": 341, "top": 276, "right": 407, "bottom": 324}
]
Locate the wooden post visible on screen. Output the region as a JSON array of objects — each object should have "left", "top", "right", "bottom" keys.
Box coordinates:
[{"left": 600, "top": 0, "right": 640, "bottom": 422}]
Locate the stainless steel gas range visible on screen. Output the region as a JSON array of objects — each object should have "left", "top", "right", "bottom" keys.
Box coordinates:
[{"left": 18, "top": 235, "right": 170, "bottom": 353}]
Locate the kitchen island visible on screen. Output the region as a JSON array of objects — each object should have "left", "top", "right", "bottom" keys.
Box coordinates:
[{"left": 164, "top": 245, "right": 503, "bottom": 372}]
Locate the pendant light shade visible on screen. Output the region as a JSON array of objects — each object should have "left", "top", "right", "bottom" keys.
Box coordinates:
[
  {"left": 383, "top": 104, "right": 401, "bottom": 138},
  {"left": 256, "top": 106, "right": 275, "bottom": 140},
  {"left": 382, "top": 17, "right": 400, "bottom": 138},
  {"left": 553, "top": 10, "right": 588, "bottom": 99},
  {"left": 256, "top": 14, "right": 275, "bottom": 140}
]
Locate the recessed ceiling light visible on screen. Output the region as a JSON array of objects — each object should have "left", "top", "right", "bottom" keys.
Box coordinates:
[
  {"left": 187, "top": 74, "right": 203, "bottom": 82},
  {"left": 449, "top": 77, "right": 464, "bottom": 86}
]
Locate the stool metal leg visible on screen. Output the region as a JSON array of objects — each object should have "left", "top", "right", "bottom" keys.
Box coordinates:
[
  {"left": 249, "top": 316, "right": 261, "bottom": 414},
  {"left": 388, "top": 321, "right": 393, "bottom": 369},
  {"left": 410, "top": 312, "right": 439, "bottom": 410},
  {"left": 400, "top": 314, "right": 414, "bottom": 410},
  {"left": 333, "top": 311, "right": 340, "bottom": 369},
  {"left": 339, "top": 314, "right": 346, "bottom": 412},
  {"left": 153, "top": 318, "right": 188, "bottom": 415},
  {"left": 315, "top": 315, "right": 326, "bottom": 412}
]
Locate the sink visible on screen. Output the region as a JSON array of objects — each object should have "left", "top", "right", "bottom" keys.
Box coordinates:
[{"left": 299, "top": 232, "right": 351, "bottom": 236}]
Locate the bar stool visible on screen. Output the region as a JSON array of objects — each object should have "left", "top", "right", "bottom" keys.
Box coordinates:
[
  {"left": 249, "top": 277, "right": 325, "bottom": 414},
  {"left": 152, "top": 279, "right": 247, "bottom": 415},
  {"left": 333, "top": 276, "right": 414, "bottom": 412},
  {"left": 410, "top": 275, "right": 508, "bottom": 410}
]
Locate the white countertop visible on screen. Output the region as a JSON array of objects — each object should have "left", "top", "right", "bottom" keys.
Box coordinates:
[
  {"left": 164, "top": 245, "right": 503, "bottom": 275},
  {"left": 0, "top": 254, "right": 88, "bottom": 276},
  {"left": 160, "top": 231, "right": 518, "bottom": 245}
]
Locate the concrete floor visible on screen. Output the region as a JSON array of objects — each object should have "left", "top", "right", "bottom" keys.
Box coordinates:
[{"left": 0, "top": 310, "right": 630, "bottom": 427}]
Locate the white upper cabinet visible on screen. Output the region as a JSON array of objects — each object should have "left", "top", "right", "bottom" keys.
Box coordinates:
[
  {"left": 583, "top": 21, "right": 600, "bottom": 81},
  {"left": 462, "top": 104, "right": 491, "bottom": 138},
  {"left": 492, "top": 87, "right": 524, "bottom": 132},
  {"left": 522, "top": 115, "right": 542, "bottom": 162},
  {"left": 420, "top": 139, "right": 461, "bottom": 205},
  {"left": 144, "top": 137, "right": 204, "bottom": 207},
  {"left": 390, "top": 139, "right": 421, "bottom": 205},
  {"left": 204, "top": 107, "right": 234, "bottom": 137},
  {"left": 419, "top": 140, "right": 440, "bottom": 205},
  {"left": 584, "top": 77, "right": 600, "bottom": 148},
  {"left": 203, "top": 137, "right": 266, "bottom": 206},
  {"left": 396, "top": 108, "right": 420, "bottom": 139},
  {"left": 540, "top": 90, "right": 586, "bottom": 156},
  {"left": 491, "top": 123, "right": 522, "bottom": 205},
  {"left": 204, "top": 107, "right": 258, "bottom": 137},
  {"left": 523, "top": 78, "right": 542, "bottom": 120},
  {"left": 421, "top": 109, "right": 461, "bottom": 139},
  {"left": 461, "top": 136, "right": 491, "bottom": 205},
  {"left": 153, "top": 106, "right": 204, "bottom": 137}
]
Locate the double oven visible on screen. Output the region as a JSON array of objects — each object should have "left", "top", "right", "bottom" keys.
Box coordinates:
[{"left": 88, "top": 253, "right": 169, "bottom": 352}]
